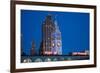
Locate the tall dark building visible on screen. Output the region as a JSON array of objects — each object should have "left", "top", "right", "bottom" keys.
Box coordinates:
[
  {"left": 30, "top": 40, "right": 36, "bottom": 55},
  {"left": 41, "top": 14, "right": 62, "bottom": 55}
]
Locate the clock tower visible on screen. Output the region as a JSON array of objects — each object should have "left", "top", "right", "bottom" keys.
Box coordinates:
[{"left": 41, "top": 14, "right": 62, "bottom": 55}]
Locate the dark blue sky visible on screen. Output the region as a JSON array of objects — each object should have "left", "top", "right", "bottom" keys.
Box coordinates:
[{"left": 21, "top": 10, "right": 90, "bottom": 55}]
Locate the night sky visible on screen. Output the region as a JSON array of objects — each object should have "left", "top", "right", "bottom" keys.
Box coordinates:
[{"left": 21, "top": 10, "right": 90, "bottom": 55}]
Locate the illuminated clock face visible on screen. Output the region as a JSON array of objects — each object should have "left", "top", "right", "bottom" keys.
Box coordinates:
[
  {"left": 57, "top": 42, "right": 61, "bottom": 47},
  {"left": 52, "top": 43, "right": 55, "bottom": 47}
]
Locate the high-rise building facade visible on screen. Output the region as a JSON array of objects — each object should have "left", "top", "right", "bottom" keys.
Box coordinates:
[
  {"left": 51, "top": 21, "right": 62, "bottom": 55},
  {"left": 41, "top": 14, "right": 62, "bottom": 55}
]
